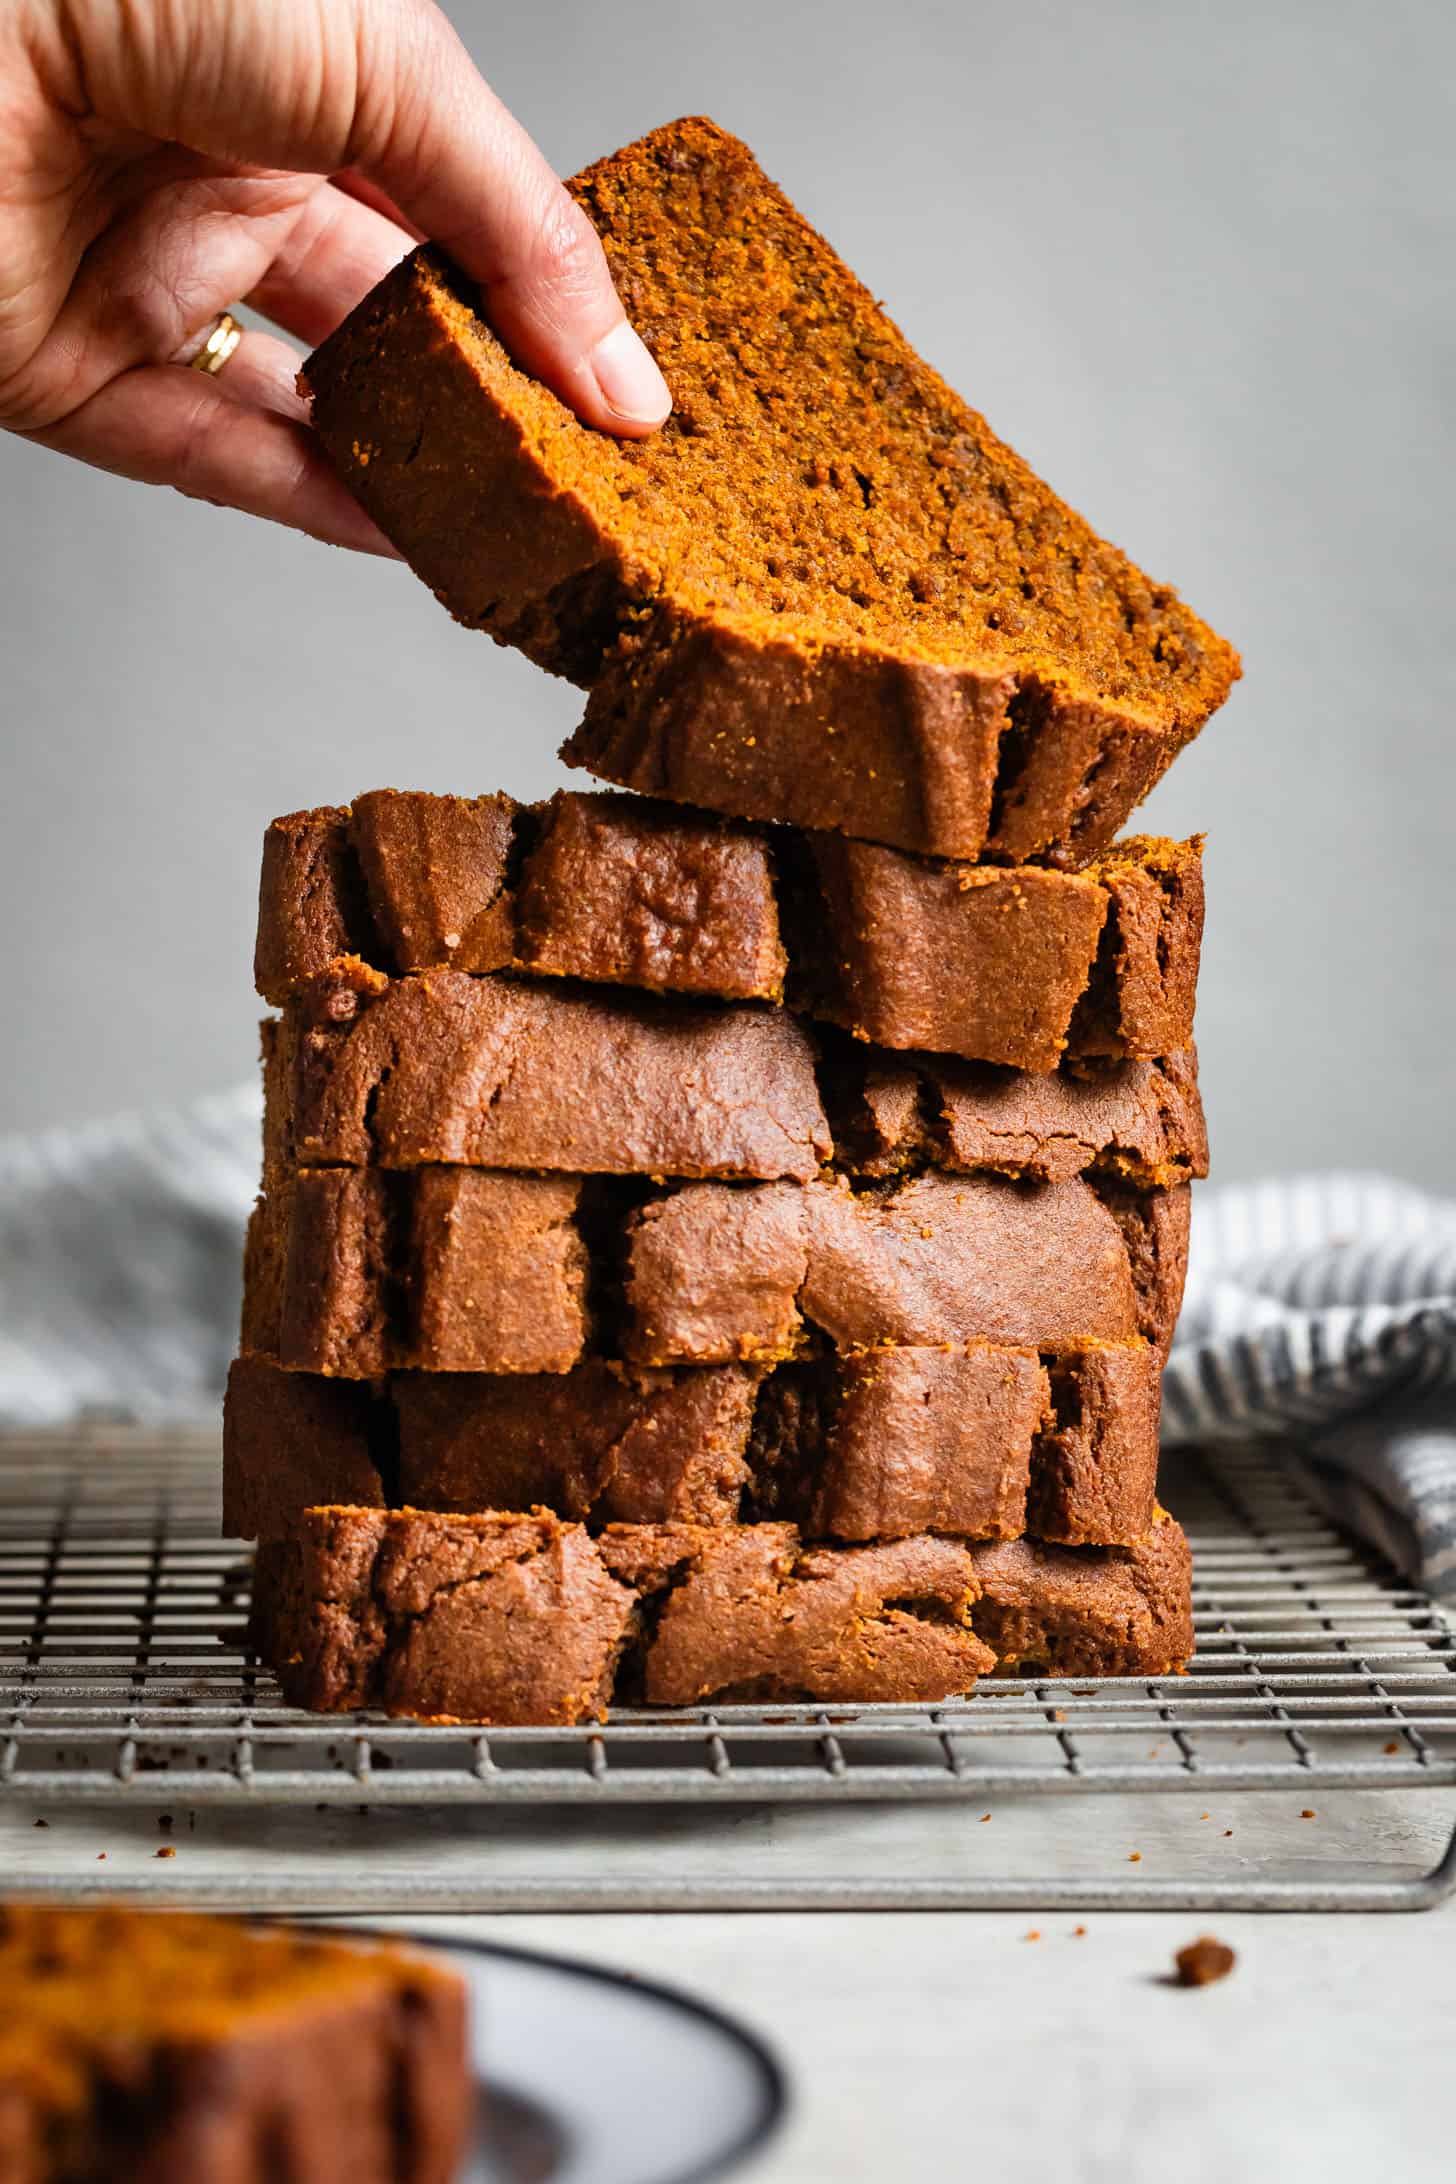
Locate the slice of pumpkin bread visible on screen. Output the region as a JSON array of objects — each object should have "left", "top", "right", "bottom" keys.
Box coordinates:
[
  {"left": 254, "top": 791, "right": 1204, "bottom": 1075},
  {"left": 0, "top": 1907, "right": 469, "bottom": 2184},
  {"left": 302, "top": 118, "right": 1238, "bottom": 864},
  {"left": 249, "top": 1504, "right": 1194, "bottom": 1720},
  {"left": 224, "top": 1340, "right": 1165, "bottom": 1552},
  {"left": 239, "top": 1163, "right": 1189, "bottom": 1376}
]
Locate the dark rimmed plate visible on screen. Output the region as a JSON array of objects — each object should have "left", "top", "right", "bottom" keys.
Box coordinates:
[{"left": 386, "top": 1933, "right": 787, "bottom": 2182}]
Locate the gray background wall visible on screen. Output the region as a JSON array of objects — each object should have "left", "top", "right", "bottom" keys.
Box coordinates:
[{"left": 2, "top": 0, "right": 1452, "bottom": 1183}]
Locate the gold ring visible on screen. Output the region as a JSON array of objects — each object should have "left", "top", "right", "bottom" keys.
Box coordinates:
[{"left": 188, "top": 312, "right": 243, "bottom": 375}]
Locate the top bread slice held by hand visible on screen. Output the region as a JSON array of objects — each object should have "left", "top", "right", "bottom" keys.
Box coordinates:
[{"left": 302, "top": 118, "right": 1239, "bottom": 865}]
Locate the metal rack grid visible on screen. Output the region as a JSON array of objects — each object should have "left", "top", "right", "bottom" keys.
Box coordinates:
[{"left": 2, "top": 1427, "right": 1454, "bottom": 1911}]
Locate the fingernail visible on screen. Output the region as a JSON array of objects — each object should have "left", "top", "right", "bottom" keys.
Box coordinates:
[{"left": 589, "top": 321, "right": 671, "bottom": 428}]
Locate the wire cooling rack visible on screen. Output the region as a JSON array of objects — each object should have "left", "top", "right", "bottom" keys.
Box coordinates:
[{"left": 2, "top": 1428, "right": 1454, "bottom": 1911}]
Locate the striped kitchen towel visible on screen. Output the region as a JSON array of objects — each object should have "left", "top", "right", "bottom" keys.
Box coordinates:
[
  {"left": 0, "top": 1086, "right": 258, "bottom": 1429},
  {"left": 1, "top": 1090, "right": 1454, "bottom": 1596},
  {"left": 1163, "top": 1173, "right": 1456, "bottom": 1596}
]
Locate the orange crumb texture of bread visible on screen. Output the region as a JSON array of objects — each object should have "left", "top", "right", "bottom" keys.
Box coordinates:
[{"left": 571, "top": 121, "right": 1237, "bottom": 703}]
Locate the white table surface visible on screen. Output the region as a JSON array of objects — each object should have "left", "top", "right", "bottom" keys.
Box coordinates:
[{"left": 6, "top": 1779, "right": 1454, "bottom": 2181}]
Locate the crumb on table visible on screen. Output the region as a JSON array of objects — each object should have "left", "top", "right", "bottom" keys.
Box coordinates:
[{"left": 1174, "top": 1936, "right": 1236, "bottom": 1987}]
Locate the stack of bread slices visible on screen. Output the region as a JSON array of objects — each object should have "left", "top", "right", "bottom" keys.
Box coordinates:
[{"left": 224, "top": 117, "right": 1238, "bottom": 1725}]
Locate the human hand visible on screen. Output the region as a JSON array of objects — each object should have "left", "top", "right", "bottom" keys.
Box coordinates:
[{"left": 0, "top": 0, "right": 671, "bottom": 553}]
